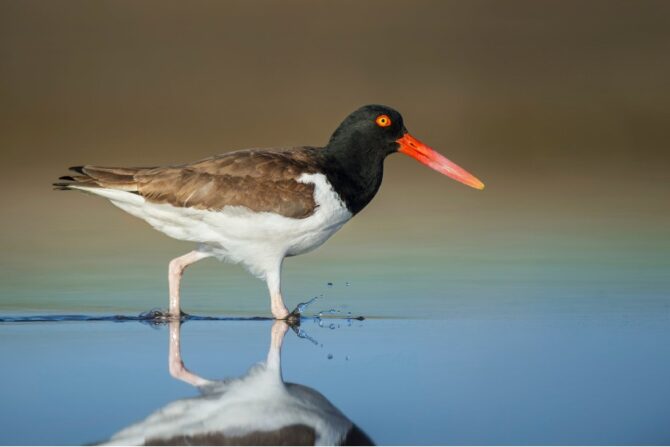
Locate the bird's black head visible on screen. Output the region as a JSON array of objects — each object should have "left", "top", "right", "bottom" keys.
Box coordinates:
[
  {"left": 320, "top": 103, "right": 485, "bottom": 215},
  {"left": 325, "top": 103, "right": 484, "bottom": 191},
  {"left": 327, "top": 104, "right": 406, "bottom": 157}
]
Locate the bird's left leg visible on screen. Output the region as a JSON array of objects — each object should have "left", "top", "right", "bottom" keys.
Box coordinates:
[
  {"left": 168, "top": 250, "right": 211, "bottom": 317},
  {"left": 266, "top": 262, "right": 290, "bottom": 320}
]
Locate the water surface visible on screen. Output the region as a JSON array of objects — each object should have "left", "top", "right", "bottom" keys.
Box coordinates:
[{"left": 1, "top": 297, "right": 669, "bottom": 444}]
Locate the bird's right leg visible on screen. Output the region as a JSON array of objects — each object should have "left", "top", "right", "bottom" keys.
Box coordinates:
[
  {"left": 265, "top": 264, "right": 290, "bottom": 320},
  {"left": 168, "top": 250, "right": 211, "bottom": 318}
]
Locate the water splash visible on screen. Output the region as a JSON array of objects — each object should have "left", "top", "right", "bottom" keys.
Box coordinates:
[
  {"left": 292, "top": 326, "right": 319, "bottom": 346},
  {"left": 293, "top": 296, "right": 319, "bottom": 314}
]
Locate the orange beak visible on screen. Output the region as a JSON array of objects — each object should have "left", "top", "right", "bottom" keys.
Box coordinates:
[{"left": 396, "top": 133, "right": 485, "bottom": 190}]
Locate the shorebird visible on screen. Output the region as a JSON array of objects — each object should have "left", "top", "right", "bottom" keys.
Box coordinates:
[
  {"left": 55, "top": 105, "right": 484, "bottom": 319},
  {"left": 102, "top": 321, "right": 374, "bottom": 445}
]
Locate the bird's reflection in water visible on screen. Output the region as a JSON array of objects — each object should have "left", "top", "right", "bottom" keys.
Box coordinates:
[{"left": 103, "top": 321, "right": 373, "bottom": 446}]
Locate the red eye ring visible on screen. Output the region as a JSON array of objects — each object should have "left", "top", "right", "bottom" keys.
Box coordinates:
[{"left": 375, "top": 114, "right": 392, "bottom": 127}]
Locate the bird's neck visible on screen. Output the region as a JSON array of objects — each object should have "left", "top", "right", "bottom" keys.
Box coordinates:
[{"left": 319, "top": 136, "right": 391, "bottom": 215}]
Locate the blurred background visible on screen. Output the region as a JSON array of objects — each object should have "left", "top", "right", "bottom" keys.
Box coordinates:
[{"left": 1, "top": 0, "right": 669, "bottom": 316}]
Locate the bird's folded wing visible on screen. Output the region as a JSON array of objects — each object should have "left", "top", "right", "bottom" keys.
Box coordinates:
[
  {"left": 136, "top": 168, "right": 317, "bottom": 219},
  {"left": 57, "top": 148, "right": 322, "bottom": 219},
  {"left": 134, "top": 148, "right": 320, "bottom": 219}
]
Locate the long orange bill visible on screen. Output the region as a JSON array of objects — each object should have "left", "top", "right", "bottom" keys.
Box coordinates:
[{"left": 396, "top": 133, "right": 485, "bottom": 190}]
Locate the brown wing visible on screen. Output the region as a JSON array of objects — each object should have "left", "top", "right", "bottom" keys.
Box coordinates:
[{"left": 56, "top": 147, "right": 323, "bottom": 219}]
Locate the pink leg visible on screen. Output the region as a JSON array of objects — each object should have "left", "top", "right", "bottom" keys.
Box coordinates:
[
  {"left": 266, "top": 267, "right": 289, "bottom": 320},
  {"left": 266, "top": 321, "right": 289, "bottom": 379},
  {"left": 168, "top": 250, "right": 210, "bottom": 317},
  {"left": 270, "top": 291, "right": 290, "bottom": 320},
  {"left": 168, "top": 320, "right": 211, "bottom": 387}
]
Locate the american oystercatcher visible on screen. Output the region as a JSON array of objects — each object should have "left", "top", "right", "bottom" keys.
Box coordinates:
[{"left": 55, "top": 105, "right": 484, "bottom": 319}]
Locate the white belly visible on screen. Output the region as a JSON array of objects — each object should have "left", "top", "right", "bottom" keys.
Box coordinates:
[{"left": 76, "top": 173, "right": 352, "bottom": 278}]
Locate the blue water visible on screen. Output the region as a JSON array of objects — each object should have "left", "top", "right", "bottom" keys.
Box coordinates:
[{"left": 1, "top": 304, "right": 669, "bottom": 445}]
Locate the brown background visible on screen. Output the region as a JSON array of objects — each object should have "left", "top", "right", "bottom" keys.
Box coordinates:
[{"left": 1, "top": 0, "right": 669, "bottom": 311}]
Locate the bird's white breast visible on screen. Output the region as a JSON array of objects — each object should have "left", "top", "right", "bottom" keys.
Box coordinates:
[{"left": 82, "top": 173, "right": 352, "bottom": 279}]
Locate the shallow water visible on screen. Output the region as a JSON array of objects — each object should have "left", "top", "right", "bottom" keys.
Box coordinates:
[
  {"left": 1, "top": 232, "right": 669, "bottom": 445},
  {"left": 1, "top": 299, "right": 669, "bottom": 445}
]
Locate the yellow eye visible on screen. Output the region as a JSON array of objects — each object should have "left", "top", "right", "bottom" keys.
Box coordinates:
[{"left": 375, "top": 114, "right": 392, "bottom": 128}]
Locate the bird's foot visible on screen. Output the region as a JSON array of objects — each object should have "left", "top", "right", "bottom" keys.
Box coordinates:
[
  {"left": 272, "top": 307, "right": 300, "bottom": 326},
  {"left": 139, "top": 308, "right": 189, "bottom": 323},
  {"left": 286, "top": 311, "right": 301, "bottom": 326}
]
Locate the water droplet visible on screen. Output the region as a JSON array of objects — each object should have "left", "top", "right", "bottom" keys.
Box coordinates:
[
  {"left": 327, "top": 354, "right": 333, "bottom": 360},
  {"left": 327, "top": 282, "right": 333, "bottom": 287},
  {"left": 345, "top": 356, "right": 350, "bottom": 361},
  {"left": 345, "top": 282, "right": 351, "bottom": 287}
]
